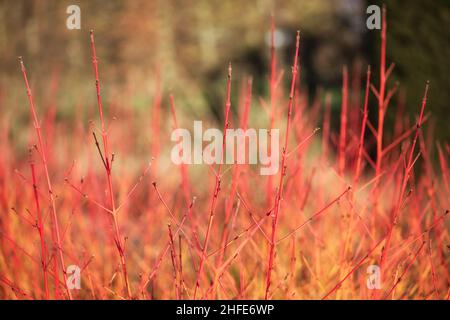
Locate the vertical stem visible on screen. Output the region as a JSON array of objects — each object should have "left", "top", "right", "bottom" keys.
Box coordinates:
[
  {"left": 193, "top": 63, "right": 232, "bottom": 299},
  {"left": 264, "top": 31, "right": 300, "bottom": 300},
  {"left": 89, "top": 30, "right": 131, "bottom": 299},
  {"left": 169, "top": 95, "right": 191, "bottom": 209},
  {"left": 215, "top": 78, "right": 252, "bottom": 289},
  {"left": 322, "top": 93, "right": 331, "bottom": 160},
  {"left": 378, "top": 82, "right": 429, "bottom": 293},
  {"left": 267, "top": 14, "right": 277, "bottom": 206},
  {"left": 375, "top": 5, "right": 387, "bottom": 181},
  {"left": 167, "top": 224, "right": 180, "bottom": 299},
  {"left": 29, "top": 152, "right": 49, "bottom": 299},
  {"left": 354, "top": 66, "right": 371, "bottom": 185},
  {"left": 339, "top": 66, "right": 348, "bottom": 175},
  {"left": 19, "top": 57, "right": 73, "bottom": 300}
]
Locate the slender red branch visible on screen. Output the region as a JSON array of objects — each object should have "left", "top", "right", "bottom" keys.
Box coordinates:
[
  {"left": 169, "top": 94, "right": 191, "bottom": 207},
  {"left": 216, "top": 78, "right": 252, "bottom": 270},
  {"left": 339, "top": 65, "right": 348, "bottom": 175},
  {"left": 322, "top": 235, "right": 385, "bottom": 300},
  {"left": 378, "top": 82, "right": 430, "bottom": 292},
  {"left": 89, "top": 30, "right": 131, "bottom": 299},
  {"left": 277, "top": 187, "right": 351, "bottom": 244},
  {"left": 354, "top": 65, "right": 371, "bottom": 185},
  {"left": 29, "top": 151, "right": 49, "bottom": 299},
  {"left": 375, "top": 5, "right": 387, "bottom": 180},
  {"left": 18, "top": 57, "right": 72, "bottom": 300},
  {"left": 264, "top": 31, "right": 300, "bottom": 300},
  {"left": 322, "top": 93, "right": 332, "bottom": 160},
  {"left": 266, "top": 14, "right": 278, "bottom": 207},
  {"left": 383, "top": 241, "right": 425, "bottom": 299},
  {"left": 193, "top": 63, "right": 233, "bottom": 299}
]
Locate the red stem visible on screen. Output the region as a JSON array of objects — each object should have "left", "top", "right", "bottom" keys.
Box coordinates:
[
  {"left": 264, "top": 31, "right": 300, "bottom": 300},
  {"left": 354, "top": 66, "right": 371, "bottom": 185},
  {"left": 267, "top": 14, "right": 277, "bottom": 207},
  {"left": 169, "top": 95, "right": 192, "bottom": 209},
  {"left": 339, "top": 66, "right": 348, "bottom": 175},
  {"left": 375, "top": 5, "right": 387, "bottom": 180},
  {"left": 216, "top": 78, "right": 252, "bottom": 270},
  {"left": 193, "top": 63, "right": 233, "bottom": 299},
  {"left": 29, "top": 152, "right": 49, "bottom": 299},
  {"left": 19, "top": 57, "right": 72, "bottom": 300},
  {"left": 322, "top": 93, "right": 331, "bottom": 160},
  {"left": 89, "top": 30, "right": 131, "bottom": 299},
  {"left": 383, "top": 241, "right": 425, "bottom": 299},
  {"left": 378, "top": 82, "right": 429, "bottom": 292}
]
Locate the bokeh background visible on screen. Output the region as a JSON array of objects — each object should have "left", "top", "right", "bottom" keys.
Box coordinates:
[
  {"left": 0, "top": 0, "right": 449, "bottom": 300},
  {"left": 0, "top": 0, "right": 449, "bottom": 149}
]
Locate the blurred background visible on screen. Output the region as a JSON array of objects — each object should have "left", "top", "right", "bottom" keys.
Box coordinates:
[{"left": 0, "top": 0, "right": 449, "bottom": 145}]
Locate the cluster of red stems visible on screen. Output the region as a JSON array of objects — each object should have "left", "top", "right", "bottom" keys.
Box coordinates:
[{"left": 0, "top": 8, "right": 448, "bottom": 299}]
